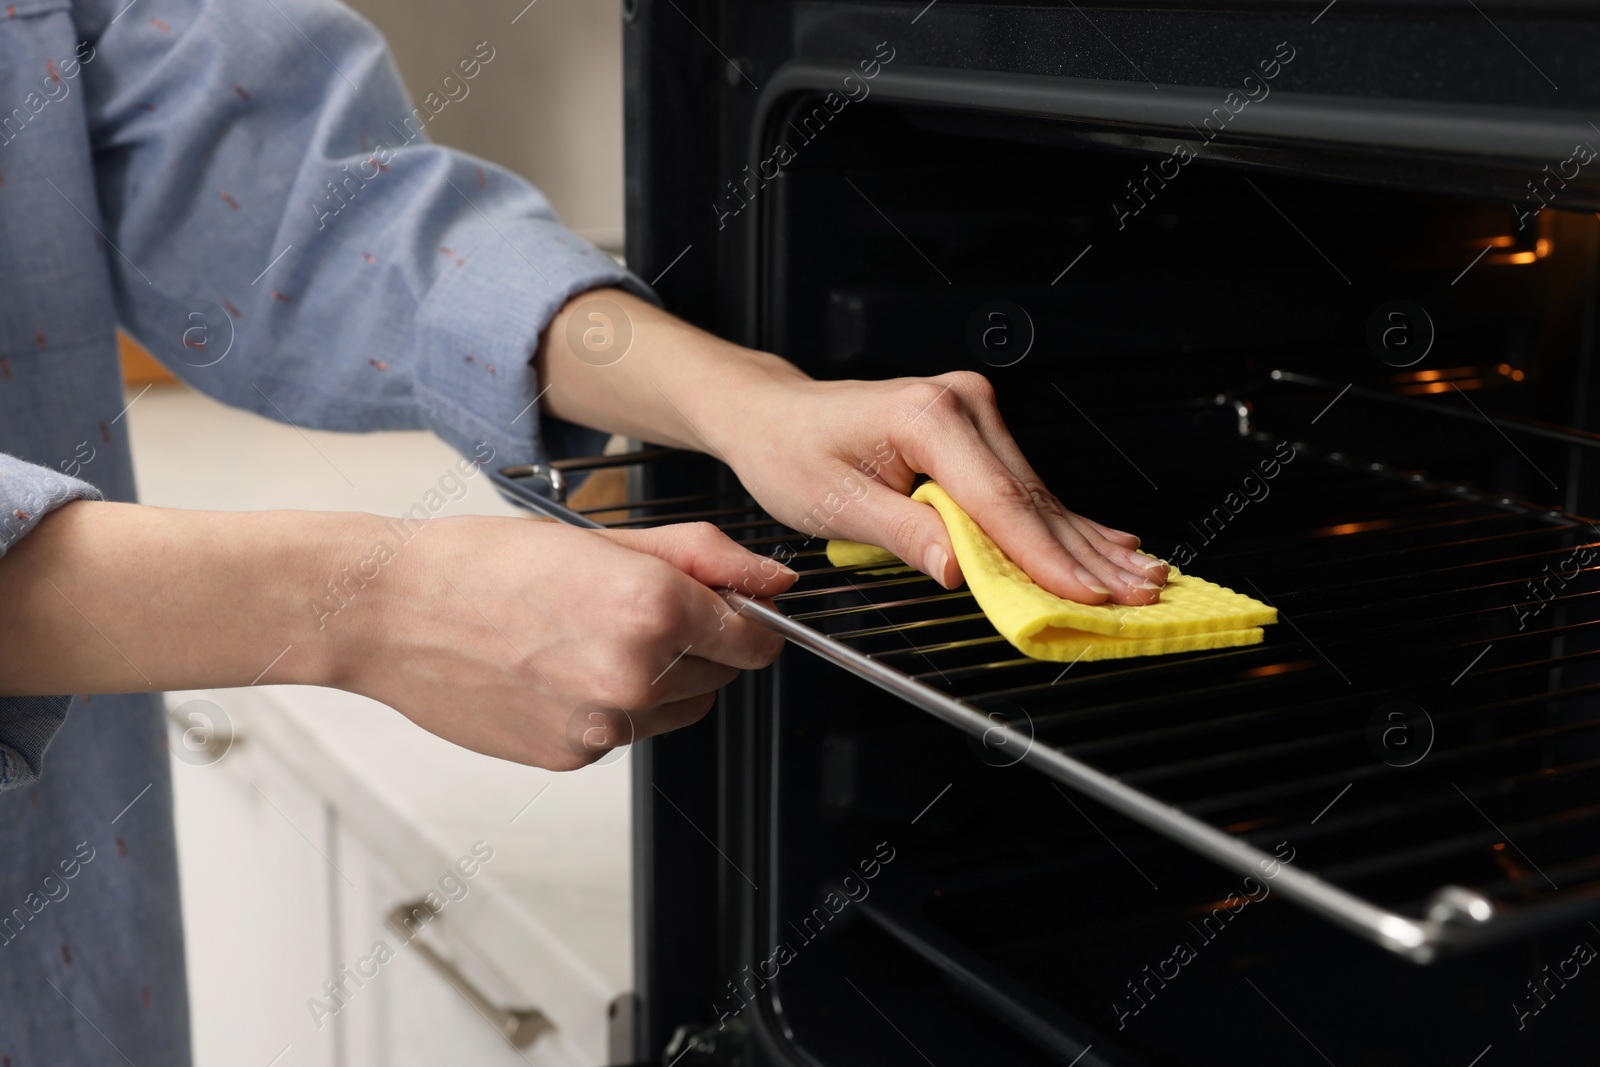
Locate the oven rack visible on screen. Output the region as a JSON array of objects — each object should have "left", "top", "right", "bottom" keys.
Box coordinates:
[{"left": 489, "top": 440, "right": 1600, "bottom": 964}]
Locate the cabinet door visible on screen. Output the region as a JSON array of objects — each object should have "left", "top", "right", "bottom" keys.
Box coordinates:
[
  {"left": 331, "top": 828, "right": 584, "bottom": 1067},
  {"left": 170, "top": 728, "right": 339, "bottom": 1067}
]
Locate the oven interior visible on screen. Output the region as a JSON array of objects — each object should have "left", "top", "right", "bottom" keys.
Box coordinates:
[{"left": 598, "top": 94, "right": 1600, "bottom": 1067}]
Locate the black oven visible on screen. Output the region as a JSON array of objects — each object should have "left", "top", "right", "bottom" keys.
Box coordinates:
[{"left": 507, "top": 4, "right": 1600, "bottom": 1064}]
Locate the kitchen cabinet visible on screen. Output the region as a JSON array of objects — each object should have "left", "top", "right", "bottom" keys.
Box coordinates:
[
  {"left": 169, "top": 711, "right": 338, "bottom": 1067},
  {"left": 167, "top": 683, "right": 629, "bottom": 1067},
  {"left": 331, "top": 824, "right": 568, "bottom": 1067},
  {"left": 134, "top": 387, "right": 632, "bottom": 1067}
]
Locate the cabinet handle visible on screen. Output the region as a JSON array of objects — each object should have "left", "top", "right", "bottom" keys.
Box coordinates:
[{"left": 386, "top": 900, "right": 554, "bottom": 1048}]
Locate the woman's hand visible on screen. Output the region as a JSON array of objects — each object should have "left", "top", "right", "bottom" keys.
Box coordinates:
[
  {"left": 536, "top": 290, "right": 1165, "bottom": 608},
  {"left": 0, "top": 501, "right": 791, "bottom": 771},
  {"left": 708, "top": 369, "right": 1168, "bottom": 606},
  {"left": 346, "top": 517, "right": 793, "bottom": 769}
]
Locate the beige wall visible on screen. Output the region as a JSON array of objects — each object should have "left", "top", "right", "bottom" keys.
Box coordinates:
[{"left": 346, "top": 0, "right": 626, "bottom": 252}]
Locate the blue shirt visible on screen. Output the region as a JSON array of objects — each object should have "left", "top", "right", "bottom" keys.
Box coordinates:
[{"left": 0, "top": 1, "right": 646, "bottom": 1059}]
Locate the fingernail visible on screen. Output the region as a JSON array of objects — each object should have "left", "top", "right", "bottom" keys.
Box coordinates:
[
  {"left": 749, "top": 552, "right": 796, "bottom": 577},
  {"left": 1074, "top": 567, "right": 1112, "bottom": 594},
  {"left": 1132, "top": 579, "right": 1163, "bottom": 590},
  {"left": 1134, "top": 554, "right": 1165, "bottom": 569},
  {"left": 924, "top": 545, "right": 949, "bottom": 585}
]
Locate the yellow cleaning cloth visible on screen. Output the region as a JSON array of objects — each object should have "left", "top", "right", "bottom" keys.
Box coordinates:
[
  {"left": 824, "top": 540, "right": 913, "bottom": 576},
  {"left": 825, "top": 482, "right": 1276, "bottom": 662},
  {"left": 826, "top": 539, "right": 902, "bottom": 569}
]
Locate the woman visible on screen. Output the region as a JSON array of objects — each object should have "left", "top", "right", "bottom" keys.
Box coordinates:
[{"left": 0, "top": 0, "right": 1164, "bottom": 1059}]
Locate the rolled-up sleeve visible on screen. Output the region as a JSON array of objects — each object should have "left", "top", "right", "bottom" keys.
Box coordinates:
[
  {"left": 0, "top": 452, "right": 103, "bottom": 791},
  {"left": 72, "top": 0, "right": 651, "bottom": 467}
]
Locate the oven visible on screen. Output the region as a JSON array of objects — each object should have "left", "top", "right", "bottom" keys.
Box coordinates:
[{"left": 506, "top": 4, "right": 1600, "bottom": 1063}]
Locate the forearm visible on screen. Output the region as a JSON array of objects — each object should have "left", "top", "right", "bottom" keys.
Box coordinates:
[
  {"left": 535, "top": 289, "right": 809, "bottom": 456},
  {"left": 0, "top": 501, "right": 363, "bottom": 696},
  {"left": 0, "top": 496, "right": 792, "bottom": 771}
]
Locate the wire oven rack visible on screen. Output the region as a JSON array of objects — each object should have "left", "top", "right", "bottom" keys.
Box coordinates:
[{"left": 489, "top": 426, "right": 1600, "bottom": 964}]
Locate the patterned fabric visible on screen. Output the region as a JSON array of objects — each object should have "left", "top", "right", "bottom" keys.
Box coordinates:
[{"left": 0, "top": 0, "right": 648, "bottom": 1059}]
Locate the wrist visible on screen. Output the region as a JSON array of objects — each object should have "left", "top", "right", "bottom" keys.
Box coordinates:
[
  {"left": 537, "top": 287, "right": 812, "bottom": 457},
  {"left": 291, "top": 510, "right": 398, "bottom": 691},
  {"left": 687, "top": 345, "right": 812, "bottom": 458}
]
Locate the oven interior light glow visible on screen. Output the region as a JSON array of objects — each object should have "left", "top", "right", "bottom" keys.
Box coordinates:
[
  {"left": 1314, "top": 519, "right": 1395, "bottom": 536},
  {"left": 1237, "top": 661, "right": 1311, "bottom": 679}
]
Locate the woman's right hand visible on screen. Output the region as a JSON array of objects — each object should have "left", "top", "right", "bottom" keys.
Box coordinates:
[
  {"left": 340, "top": 517, "right": 794, "bottom": 770},
  {"left": 1, "top": 502, "right": 789, "bottom": 771}
]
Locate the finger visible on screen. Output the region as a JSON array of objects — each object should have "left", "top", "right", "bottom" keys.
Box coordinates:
[
  {"left": 938, "top": 372, "right": 1147, "bottom": 580},
  {"left": 673, "top": 581, "right": 788, "bottom": 670},
  {"left": 1040, "top": 516, "right": 1164, "bottom": 606},
  {"left": 896, "top": 405, "right": 1120, "bottom": 604},
  {"left": 1037, "top": 508, "right": 1164, "bottom": 606},
  {"left": 604, "top": 521, "right": 799, "bottom": 598},
  {"left": 574, "top": 694, "right": 718, "bottom": 759},
  {"left": 643, "top": 653, "right": 741, "bottom": 706},
  {"left": 949, "top": 374, "right": 1151, "bottom": 565},
  {"left": 1082, "top": 517, "right": 1141, "bottom": 549},
  {"left": 1060, "top": 513, "right": 1169, "bottom": 587},
  {"left": 634, "top": 692, "right": 719, "bottom": 741},
  {"left": 600, "top": 525, "right": 790, "bottom": 668},
  {"left": 810, "top": 476, "right": 959, "bottom": 588},
  {"left": 569, "top": 666, "right": 730, "bottom": 760}
]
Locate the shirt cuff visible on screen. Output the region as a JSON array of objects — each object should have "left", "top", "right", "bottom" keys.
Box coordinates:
[
  {"left": 0, "top": 452, "right": 104, "bottom": 559},
  {"left": 409, "top": 218, "right": 658, "bottom": 476},
  {"left": 0, "top": 696, "right": 72, "bottom": 792},
  {"left": 0, "top": 453, "right": 103, "bottom": 790}
]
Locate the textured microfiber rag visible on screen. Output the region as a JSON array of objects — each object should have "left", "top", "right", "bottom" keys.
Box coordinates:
[
  {"left": 826, "top": 482, "right": 1276, "bottom": 662},
  {"left": 824, "top": 539, "right": 913, "bottom": 574}
]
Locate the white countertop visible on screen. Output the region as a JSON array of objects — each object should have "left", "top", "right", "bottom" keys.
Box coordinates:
[{"left": 126, "top": 384, "right": 630, "bottom": 1064}]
